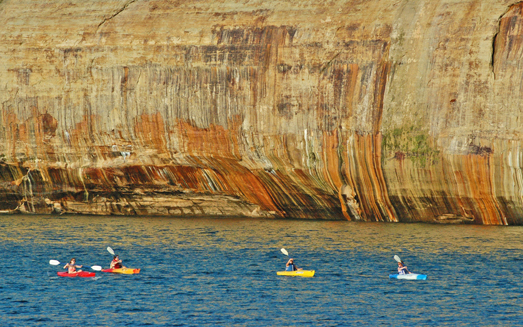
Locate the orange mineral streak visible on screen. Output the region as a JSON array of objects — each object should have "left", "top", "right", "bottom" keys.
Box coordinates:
[
  {"left": 322, "top": 130, "right": 353, "bottom": 220},
  {"left": 177, "top": 117, "right": 241, "bottom": 159},
  {"left": 4, "top": 110, "right": 59, "bottom": 160},
  {"left": 344, "top": 133, "right": 397, "bottom": 222},
  {"left": 203, "top": 157, "right": 282, "bottom": 214},
  {"left": 286, "top": 168, "right": 343, "bottom": 218},
  {"left": 68, "top": 115, "right": 100, "bottom": 147},
  {"left": 456, "top": 154, "right": 505, "bottom": 225},
  {"left": 322, "top": 131, "right": 343, "bottom": 190},
  {"left": 74, "top": 158, "right": 283, "bottom": 215},
  {"left": 6, "top": 112, "right": 21, "bottom": 158},
  {"left": 134, "top": 113, "right": 168, "bottom": 153}
]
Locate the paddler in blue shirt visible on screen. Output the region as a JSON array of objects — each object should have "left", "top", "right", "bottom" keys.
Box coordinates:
[
  {"left": 397, "top": 261, "right": 410, "bottom": 275},
  {"left": 286, "top": 258, "right": 302, "bottom": 271}
]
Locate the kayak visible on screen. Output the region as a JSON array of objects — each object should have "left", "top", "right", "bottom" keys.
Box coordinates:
[
  {"left": 277, "top": 270, "right": 315, "bottom": 277},
  {"left": 101, "top": 268, "right": 140, "bottom": 274},
  {"left": 389, "top": 273, "right": 427, "bottom": 280},
  {"left": 57, "top": 271, "right": 96, "bottom": 278}
]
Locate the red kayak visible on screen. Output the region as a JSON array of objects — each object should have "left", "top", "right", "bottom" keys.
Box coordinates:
[{"left": 57, "top": 271, "right": 96, "bottom": 278}]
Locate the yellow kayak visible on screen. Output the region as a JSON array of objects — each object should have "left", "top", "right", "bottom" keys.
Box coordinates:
[
  {"left": 102, "top": 268, "right": 140, "bottom": 274},
  {"left": 277, "top": 270, "right": 315, "bottom": 277}
]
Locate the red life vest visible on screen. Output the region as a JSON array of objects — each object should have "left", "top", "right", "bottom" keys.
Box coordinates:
[{"left": 111, "top": 260, "right": 122, "bottom": 269}]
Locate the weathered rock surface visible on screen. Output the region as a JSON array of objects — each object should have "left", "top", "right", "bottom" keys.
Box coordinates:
[{"left": 1, "top": 0, "right": 523, "bottom": 224}]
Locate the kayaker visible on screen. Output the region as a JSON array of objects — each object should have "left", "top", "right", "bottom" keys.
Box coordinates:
[
  {"left": 397, "top": 261, "right": 410, "bottom": 275},
  {"left": 110, "top": 255, "right": 127, "bottom": 269},
  {"left": 63, "top": 258, "right": 82, "bottom": 273},
  {"left": 285, "top": 258, "right": 302, "bottom": 271}
]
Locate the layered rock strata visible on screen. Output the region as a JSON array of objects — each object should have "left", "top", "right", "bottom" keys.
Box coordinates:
[{"left": 1, "top": 0, "right": 523, "bottom": 224}]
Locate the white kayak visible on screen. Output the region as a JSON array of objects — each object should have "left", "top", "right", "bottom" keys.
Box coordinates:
[{"left": 389, "top": 273, "right": 427, "bottom": 280}]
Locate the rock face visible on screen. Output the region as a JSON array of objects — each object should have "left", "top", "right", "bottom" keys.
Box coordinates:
[{"left": 1, "top": 0, "right": 523, "bottom": 224}]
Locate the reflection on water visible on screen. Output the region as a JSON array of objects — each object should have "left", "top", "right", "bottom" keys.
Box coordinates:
[{"left": 0, "top": 215, "right": 522, "bottom": 325}]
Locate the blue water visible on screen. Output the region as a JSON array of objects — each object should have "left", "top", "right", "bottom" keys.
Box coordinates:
[{"left": 1, "top": 215, "right": 522, "bottom": 326}]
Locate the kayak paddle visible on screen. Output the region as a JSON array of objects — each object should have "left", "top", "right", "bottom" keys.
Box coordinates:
[
  {"left": 107, "top": 246, "right": 130, "bottom": 269},
  {"left": 107, "top": 246, "right": 115, "bottom": 256},
  {"left": 280, "top": 248, "right": 304, "bottom": 271},
  {"left": 49, "top": 259, "right": 102, "bottom": 271}
]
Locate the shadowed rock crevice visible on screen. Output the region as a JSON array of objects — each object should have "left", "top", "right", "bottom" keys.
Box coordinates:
[
  {"left": 492, "top": 1, "right": 523, "bottom": 78},
  {"left": 96, "top": 0, "right": 138, "bottom": 32}
]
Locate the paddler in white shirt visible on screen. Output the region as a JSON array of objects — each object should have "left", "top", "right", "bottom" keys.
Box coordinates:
[{"left": 397, "top": 261, "right": 410, "bottom": 275}]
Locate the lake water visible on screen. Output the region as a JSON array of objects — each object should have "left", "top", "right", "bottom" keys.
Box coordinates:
[{"left": 1, "top": 215, "right": 522, "bottom": 326}]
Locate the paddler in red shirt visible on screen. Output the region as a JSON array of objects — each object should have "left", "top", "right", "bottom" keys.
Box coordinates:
[{"left": 110, "top": 255, "right": 127, "bottom": 269}]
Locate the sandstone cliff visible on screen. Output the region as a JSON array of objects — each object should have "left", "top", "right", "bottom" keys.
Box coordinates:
[{"left": 1, "top": 0, "right": 523, "bottom": 224}]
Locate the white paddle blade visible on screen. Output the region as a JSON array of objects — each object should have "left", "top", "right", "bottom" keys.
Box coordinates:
[
  {"left": 107, "top": 247, "right": 115, "bottom": 255},
  {"left": 91, "top": 265, "right": 102, "bottom": 271},
  {"left": 394, "top": 255, "right": 401, "bottom": 263},
  {"left": 281, "top": 248, "right": 289, "bottom": 256},
  {"left": 49, "top": 260, "right": 61, "bottom": 265}
]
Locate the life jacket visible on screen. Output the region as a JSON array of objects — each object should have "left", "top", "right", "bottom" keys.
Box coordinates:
[
  {"left": 112, "top": 260, "right": 122, "bottom": 269},
  {"left": 67, "top": 264, "right": 77, "bottom": 273},
  {"left": 286, "top": 263, "right": 296, "bottom": 271}
]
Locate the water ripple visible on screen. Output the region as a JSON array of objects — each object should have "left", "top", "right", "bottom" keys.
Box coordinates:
[{"left": 0, "top": 216, "right": 522, "bottom": 325}]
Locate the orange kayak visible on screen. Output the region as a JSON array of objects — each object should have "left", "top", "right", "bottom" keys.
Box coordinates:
[{"left": 102, "top": 268, "right": 140, "bottom": 274}]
